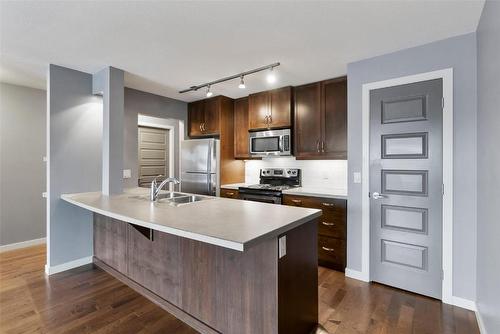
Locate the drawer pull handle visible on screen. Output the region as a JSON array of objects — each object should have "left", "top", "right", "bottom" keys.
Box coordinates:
[
  {"left": 291, "top": 199, "right": 302, "bottom": 204},
  {"left": 322, "top": 202, "right": 335, "bottom": 207},
  {"left": 226, "top": 192, "right": 234, "bottom": 196},
  {"left": 322, "top": 246, "right": 335, "bottom": 252},
  {"left": 322, "top": 222, "right": 335, "bottom": 226}
]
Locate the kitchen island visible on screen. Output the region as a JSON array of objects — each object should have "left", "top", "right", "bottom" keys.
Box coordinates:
[{"left": 62, "top": 188, "right": 321, "bottom": 334}]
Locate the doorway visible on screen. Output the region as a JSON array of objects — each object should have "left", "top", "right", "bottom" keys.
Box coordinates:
[
  {"left": 138, "top": 126, "right": 170, "bottom": 187},
  {"left": 360, "top": 68, "right": 454, "bottom": 304}
]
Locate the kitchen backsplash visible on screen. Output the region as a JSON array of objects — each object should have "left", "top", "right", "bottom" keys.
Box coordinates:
[{"left": 244, "top": 157, "right": 347, "bottom": 190}]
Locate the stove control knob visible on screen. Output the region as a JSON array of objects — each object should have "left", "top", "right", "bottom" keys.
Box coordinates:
[{"left": 287, "top": 170, "right": 291, "bottom": 174}]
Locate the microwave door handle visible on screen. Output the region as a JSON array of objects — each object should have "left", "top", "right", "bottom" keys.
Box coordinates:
[{"left": 279, "top": 136, "right": 283, "bottom": 153}]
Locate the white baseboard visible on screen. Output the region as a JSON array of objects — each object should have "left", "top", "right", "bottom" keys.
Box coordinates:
[
  {"left": 475, "top": 305, "right": 488, "bottom": 334},
  {"left": 0, "top": 237, "right": 46, "bottom": 253},
  {"left": 450, "top": 296, "right": 477, "bottom": 311},
  {"left": 45, "top": 256, "right": 93, "bottom": 275},
  {"left": 345, "top": 268, "right": 369, "bottom": 282}
]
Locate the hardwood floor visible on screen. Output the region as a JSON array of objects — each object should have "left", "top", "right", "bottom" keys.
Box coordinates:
[{"left": 0, "top": 245, "right": 479, "bottom": 334}]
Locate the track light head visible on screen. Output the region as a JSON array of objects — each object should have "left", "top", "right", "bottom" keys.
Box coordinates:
[
  {"left": 238, "top": 75, "right": 246, "bottom": 89},
  {"left": 266, "top": 67, "right": 276, "bottom": 84},
  {"left": 206, "top": 85, "right": 213, "bottom": 97}
]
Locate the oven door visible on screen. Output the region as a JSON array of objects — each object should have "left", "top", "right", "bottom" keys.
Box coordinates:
[{"left": 239, "top": 192, "right": 282, "bottom": 204}]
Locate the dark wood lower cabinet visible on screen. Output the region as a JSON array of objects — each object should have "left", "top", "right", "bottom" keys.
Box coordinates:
[
  {"left": 220, "top": 188, "right": 239, "bottom": 199},
  {"left": 93, "top": 213, "right": 318, "bottom": 334},
  {"left": 283, "top": 195, "right": 347, "bottom": 272}
]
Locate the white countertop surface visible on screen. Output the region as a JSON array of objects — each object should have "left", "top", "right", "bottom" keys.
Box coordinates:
[
  {"left": 283, "top": 187, "right": 347, "bottom": 200},
  {"left": 221, "top": 183, "right": 347, "bottom": 200},
  {"left": 61, "top": 187, "right": 321, "bottom": 252}
]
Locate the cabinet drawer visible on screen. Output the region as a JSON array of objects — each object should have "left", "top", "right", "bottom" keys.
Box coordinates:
[
  {"left": 283, "top": 194, "right": 346, "bottom": 216},
  {"left": 220, "top": 188, "right": 239, "bottom": 199},
  {"left": 318, "top": 216, "right": 346, "bottom": 239},
  {"left": 318, "top": 235, "right": 346, "bottom": 272}
]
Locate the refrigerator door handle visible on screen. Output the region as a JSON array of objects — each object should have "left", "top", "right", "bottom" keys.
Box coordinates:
[{"left": 207, "top": 140, "right": 212, "bottom": 195}]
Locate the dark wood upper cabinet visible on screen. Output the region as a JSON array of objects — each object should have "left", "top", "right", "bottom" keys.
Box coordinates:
[
  {"left": 188, "top": 100, "right": 205, "bottom": 137},
  {"left": 294, "top": 77, "right": 347, "bottom": 160},
  {"left": 248, "top": 86, "right": 292, "bottom": 130},
  {"left": 294, "top": 82, "right": 322, "bottom": 157},
  {"left": 233, "top": 97, "right": 251, "bottom": 159},
  {"left": 323, "top": 78, "right": 347, "bottom": 159},
  {"left": 188, "top": 96, "right": 220, "bottom": 137},
  {"left": 248, "top": 91, "right": 270, "bottom": 130}
]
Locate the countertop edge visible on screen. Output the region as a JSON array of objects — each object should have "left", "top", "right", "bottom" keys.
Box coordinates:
[
  {"left": 61, "top": 194, "right": 245, "bottom": 252},
  {"left": 61, "top": 194, "right": 321, "bottom": 252}
]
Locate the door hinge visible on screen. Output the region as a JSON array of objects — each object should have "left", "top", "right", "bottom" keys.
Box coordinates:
[
  {"left": 442, "top": 183, "right": 445, "bottom": 196},
  {"left": 442, "top": 97, "right": 445, "bottom": 109},
  {"left": 441, "top": 269, "right": 444, "bottom": 280}
]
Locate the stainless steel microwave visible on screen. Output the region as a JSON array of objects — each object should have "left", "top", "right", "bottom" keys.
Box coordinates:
[{"left": 249, "top": 129, "right": 291, "bottom": 157}]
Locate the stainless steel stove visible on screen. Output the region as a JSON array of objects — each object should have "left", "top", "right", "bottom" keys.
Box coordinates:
[{"left": 238, "top": 168, "right": 301, "bottom": 204}]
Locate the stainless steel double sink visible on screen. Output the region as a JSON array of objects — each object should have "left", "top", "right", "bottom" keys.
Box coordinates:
[{"left": 130, "top": 192, "right": 212, "bottom": 206}]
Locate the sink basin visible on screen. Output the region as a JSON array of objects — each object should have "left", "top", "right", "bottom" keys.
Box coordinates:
[
  {"left": 130, "top": 192, "right": 212, "bottom": 206},
  {"left": 129, "top": 192, "right": 185, "bottom": 201},
  {"left": 158, "top": 194, "right": 212, "bottom": 206}
]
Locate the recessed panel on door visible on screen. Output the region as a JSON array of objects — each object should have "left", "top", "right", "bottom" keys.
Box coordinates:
[
  {"left": 381, "top": 95, "right": 427, "bottom": 124},
  {"left": 381, "top": 239, "right": 428, "bottom": 270},
  {"left": 381, "top": 205, "right": 428, "bottom": 234},
  {"left": 382, "top": 132, "right": 428, "bottom": 159},
  {"left": 382, "top": 170, "right": 428, "bottom": 196}
]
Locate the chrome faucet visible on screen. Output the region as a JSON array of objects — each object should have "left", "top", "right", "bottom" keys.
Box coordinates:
[{"left": 150, "top": 175, "right": 180, "bottom": 201}]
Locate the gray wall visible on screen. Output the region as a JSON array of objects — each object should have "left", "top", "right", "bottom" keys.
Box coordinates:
[
  {"left": 0, "top": 83, "right": 46, "bottom": 246},
  {"left": 123, "top": 87, "right": 187, "bottom": 189},
  {"left": 347, "top": 33, "right": 478, "bottom": 300},
  {"left": 48, "top": 65, "right": 102, "bottom": 267},
  {"left": 476, "top": 0, "right": 500, "bottom": 331}
]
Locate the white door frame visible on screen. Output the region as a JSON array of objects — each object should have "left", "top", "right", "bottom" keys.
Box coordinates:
[
  {"left": 360, "top": 68, "right": 453, "bottom": 304},
  {"left": 138, "top": 119, "right": 176, "bottom": 191}
]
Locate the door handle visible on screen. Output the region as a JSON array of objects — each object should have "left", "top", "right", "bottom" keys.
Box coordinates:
[
  {"left": 321, "top": 140, "right": 325, "bottom": 152},
  {"left": 322, "top": 246, "right": 335, "bottom": 252},
  {"left": 371, "top": 192, "right": 387, "bottom": 199},
  {"left": 268, "top": 114, "right": 272, "bottom": 124},
  {"left": 316, "top": 139, "right": 320, "bottom": 152},
  {"left": 322, "top": 222, "right": 335, "bottom": 226},
  {"left": 199, "top": 124, "right": 202, "bottom": 132}
]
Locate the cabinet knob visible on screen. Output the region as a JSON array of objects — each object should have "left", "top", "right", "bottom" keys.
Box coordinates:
[
  {"left": 322, "top": 221, "right": 335, "bottom": 226},
  {"left": 322, "top": 246, "right": 335, "bottom": 252}
]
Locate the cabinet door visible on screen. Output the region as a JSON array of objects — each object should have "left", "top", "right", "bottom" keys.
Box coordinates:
[
  {"left": 234, "top": 97, "right": 250, "bottom": 158},
  {"left": 188, "top": 100, "right": 205, "bottom": 137},
  {"left": 248, "top": 91, "right": 270, "bottom": 130},
  {"left": 322, "top": 78, "right": 347, "bottom": 159},
  {"left": 269, "top": 86, "right": 292, "bottom": 128},
  {"left": 203, "top": 97, "right": 220, "bottom": 135},
  {"left": 294, "top": 83, "right": 322, "bottom": 158},
  {"left": 94, "top": 214, "right": 127, "bottom": 274}
]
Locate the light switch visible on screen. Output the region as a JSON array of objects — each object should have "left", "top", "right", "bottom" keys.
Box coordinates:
[
  {"left": 353, "top": 172, "right": 361, "bottom": 184},
  {"left": 123, "top": 169, "right": 131, "bottom": 179}
]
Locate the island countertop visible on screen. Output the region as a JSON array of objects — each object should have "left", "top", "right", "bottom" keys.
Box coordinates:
[{"left": 61, "top": 187, "right": 321, "bottom": 252}]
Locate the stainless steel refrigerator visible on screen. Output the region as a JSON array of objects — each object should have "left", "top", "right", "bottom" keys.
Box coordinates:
[{"left": 180, "top": 138, "right": 220, "bottom": 196}]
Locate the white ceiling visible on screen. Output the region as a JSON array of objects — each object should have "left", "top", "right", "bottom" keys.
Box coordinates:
[{"left": 0, "top": 1, "right": 484, "bottom": 102}]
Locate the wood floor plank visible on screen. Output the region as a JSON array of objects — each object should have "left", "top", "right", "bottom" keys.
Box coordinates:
[{"left": 0, "top": 245, "right": 480, "bottom": 334}]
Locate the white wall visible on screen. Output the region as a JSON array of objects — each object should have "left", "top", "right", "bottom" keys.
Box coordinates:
[
  {"left": 476, "top": 0, "right": 500, "bottom": 331},
  {"left": 47, "top": 65, "right": 102, "bottom": 268},
  {"left": 245, "top": 157, "right": 347, "bottom": 191},
  {"left": 0, "top": 83, "right": 46, "bottom": 246}
]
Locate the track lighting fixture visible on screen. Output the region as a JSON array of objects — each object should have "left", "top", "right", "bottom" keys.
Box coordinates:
[
  {"left": 179, "top": 62, "right": 280, "bottom": 95},
  {"left": 206, "top": 85, "right": 213, "bottom": 98},
  {"left": 238, "top": 75, "right": 246, "bottom": 89},
  {"left": 266, "top": 67, "right": 276, "bottom": 84}
]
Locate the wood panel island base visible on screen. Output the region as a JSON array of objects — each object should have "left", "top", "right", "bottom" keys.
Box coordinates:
[{"left": 93, "top": 213, "right": 318, "bottom": 334}]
